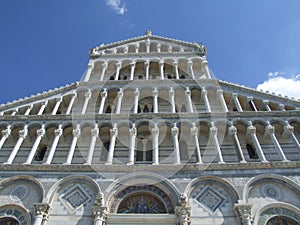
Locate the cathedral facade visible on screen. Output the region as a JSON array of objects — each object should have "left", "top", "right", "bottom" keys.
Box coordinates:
[{"left": 0, "top": 32, "right": 299, "bottom": 225}]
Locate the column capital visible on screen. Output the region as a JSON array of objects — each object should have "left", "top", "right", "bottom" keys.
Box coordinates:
[
  {"left": 201, "top": 88, "right": 207, "bottom": 95},
  {"left": 116, "top": 62, "right": 121, "bottom": 68},
  {"left": 210, "top": 125, "right": 217, "bottom": 135},
  {"left": 34, "top": 203, "right": 51, "bottom": 218},
  {"left": 110, "top": 125, "right": 118, "bottom": 136},
  {"left": 54, "top": 126, "right": 63, "bottom": 137},
  {"left": 232, "top": 93, "right": 238, "bottom": 98},
  {"left": 117, "top": 89, "right": 123, "bottom": 97},
  {"left": 130, "top": 62, "right": 136, "bottom": 67},
  {"left": 123, "top": 46, "right": 128, "bottom": 53},
  {"left": 144, "top": 61, "right": 149, "bottom": 67},
  {"left": 73, "top": 125, "right": 81, "bottom": 138},
  {"left": 2, "top": 126, "right": 11, "bottom": 138},
  {"left": 234, "top": 203, "right": 253, "bottom": 224},
  {"left": 201, "top": 60, "right": 208, "bottom": 65},
  {"left": 36, "top": 126, "right": 45, "bottom": 137},
  {"left": 246, "top": 122, "right": 256, "bottom": 135},
  {"left": 88, "top": 61, "right": 94, "bottom": 68},
  {"left": 102, "top": 62, "right": 108, "bottom": 68},
  {"left": 151, "top": 124, "right": 159, "bottom": 135},
  {"left": 173, "top": 61, "right": 178, "bottom": 67},
  {"left": 168, "top": 45, "right": 172, "bottom": 52},
  {"left": 171, "top": 123, "right": 179, "bottom": 135},
  {"left": 134, "top": 88, "right": 139, "bottom": 96},
  {"left": 152, "top": 88, "right": 158, "bottom": 96},
  {"left": 19, "top": 126, "right": 28, "bottom": 138},
  {"left": 129, "top": 124, "right": 137, "bottom": 136},
  {"left": 265, "top": 122, "right": 275, "bottom": 134},
  {"left": 217, "top": 89, "right": 223, "bottom": 95},
  {"left": 159, "top": 61, "right": 164, "bottom": 66},
  {"left": 284, "top": 123, "right": 294, "bottom": 134},
  {"left": 228, "top": 124, "right": 237, "bottom": 136},
  {"left": 41, "top": 101, "right": 48, "bottom": 106},
  {"left": 101, "top": 89, "right": 107, "bottom": 98},
  {"left": 55, "top": 96, "right": 63, "bottom": 102},
  {"left": 175, "top": 195, "right": 191, "bottom": 225},
  {"left": 187, "top": 60, "right": 193, "bottom": 65},
  {"left": 191, "top": 123, "right": 198, "bottom": 136},
  {"left": 91, "top": 125, "right": 99, "bottom": 137},
  {"left": 85, "top": 90, "right": 92, "bottom": 98},
  {"left": 169, "top": 87, "right": 174, "bottom": 96},
  {"left": 185, "top": 87, "right": 191, "bottom": 95}
]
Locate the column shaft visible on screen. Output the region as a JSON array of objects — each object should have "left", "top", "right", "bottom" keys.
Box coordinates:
[
  {"left": 145, "top": 62, "right": 149, "bottom": 80},
  {"left": 44, "top": 126, "right": 62, "bottom": 164},
  {"left": 5, "top": 126, "right": 28, "bottom": 164},
  {"left": 217, "top": 90, "right": 228, "bottom": 112},
  {"left": 106, "top": 125, "right": 117, "bottom": 164},
  {"left": 210, "top": 126, "right": 224, "bottom": 163},
  {"left": 81, "top": 90, "right": 91, "bottom": 114},
  {"left": 66, "top": 94, "right": 76, "bottom": 115},
  {"left": 98, "top": 90, "right": 107, "bottom": 114},
  {"left": 128, "top": 125, "right": 136, "bottom": 165},
  {"left": 24, "top": 126, "right": 45, "bottom": 164},
  {"left": 202, "top": 88, "right": 211, "bottom": 112},
  {"left": 115, "top": 89, "right": 123, "bottom": 114},
  {"left": 100, "top": 64, "right": 107, "bottom": 81},
  {"left": 188, "top": 61, "right": 195, "bottom": 79},
  {"left": 159, "top": 62, "right": 164, "bottom": 80},
  {"left": 84, "top": 62, "right": 94, "bottom": 81},
  {"left": 0, "top": 126, "right": 11, "bottom": 150},
  {"left": 185, "top": 88, "right": 193, "bottom": 113},
  {"left": 38, "top": 101, "right": 48, "bottom": 115},
  {"left": 173, "top": 62, "right": 179, "bottom": 79},
  {"left": 152, "top": 125, "right": 159, "bottom": 165},
  {"left": 24, "top": 105, "right": 33, "bottom": 115},
  {"left": 229, "top": 125, "right": 246, "bottom": 162},
  {"left": 133, "top": 89, "right": 139, "bottom": 114},
  {"left": 191, "top": 125, "right": 202, "bottom": 164},
  {"left": 86, "top": 125, "right": 99, "bottom": 165},
  {"left": 172, "top": 124, "right": 181, "bottom": 164},
  {"left": 153, "top": 88, "right": 158, "bottom": 113},
  {"left": 114, "top": 63, "right": 121, "bottom": 80},
  {"left": 247, "top": 125, "right": 267, "bottom": 162},
  {"left": 232, "top": 93, "right": 243, "bottom": 112},
  {"left": 169, "top": 88, "right": 176, "bottom": 113},
  {"left": 130, "top": 62, "right": 136, "bottom": 80},
  {"left": 65, "top": 125, "right": 81, "bottom": 164},
  {"left": 51, "top": 98, "right": 62, "bottom": 115}
]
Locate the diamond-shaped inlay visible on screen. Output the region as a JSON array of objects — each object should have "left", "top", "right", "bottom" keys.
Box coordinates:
[
  {"left": 195, "top": 186, "right": 226, "bottom": 212},
  {"left": 60, "top": 184, "right": 91, "bottom": 212}
]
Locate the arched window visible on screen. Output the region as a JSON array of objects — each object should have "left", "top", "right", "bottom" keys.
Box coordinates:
[
  {"left": 117, "top": 193, "right": 167, "bottom": 214},
  {"left": 0, "top": 217, "right": 20, "bottom": 225},
  {"left": 246, "top": 143, "right": 258, "bottom": 159},
  {"left": 266, "top": 216, "right": 300, "bottom": 225}
]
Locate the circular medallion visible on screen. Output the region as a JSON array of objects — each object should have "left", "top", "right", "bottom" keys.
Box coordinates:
[{"left": 9, "top": 185, "right": 28, "bottom": 202}]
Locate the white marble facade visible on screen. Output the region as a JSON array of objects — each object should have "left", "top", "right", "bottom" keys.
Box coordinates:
[{"left": 0, "top": 31, "right": 299, "bottom": 225}]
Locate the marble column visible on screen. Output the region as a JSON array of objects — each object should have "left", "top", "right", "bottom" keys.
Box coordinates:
[
  {"left": 24, "top": 125, "right": 45, "bottom": 164},
  {"left": 5, "top": 125, "right": 28, "bottom": 164},
  {"left": 64, "top": 124, "right": 81, "bottom": 165},
  {"left": 0, "top": 125, "right": 11, "bottom": 150},
  {"left": 33, "top": 203, "right": 51, "bottom": 225},
  {"left": 144, "top": 61, "right": 149, "bottom": 80},
  {"left": 114, "top": 62, "right": 121, "bottom": 80},
  {"left": 115, "top": 89, "right": 123, "bottom": 114},
  {"left": 133, "top": 88, "right": 139, "bottom": 114},
  {"left": 228, "top": 123, "right": 246, "bottom": 163},
  {"left": 156, "top": 43, "right": 161, "bottom": 53},
  {"left": 172, "top": 123, "right": 181, "bottom": 164},
  {"left": 202, "top": 60, "right": 211, "bottom": 78},
  {"left": 247, "top": 122, "right": 267, "bottom": 162},
  {"left": 173, "top": 61, "right": 179, "bottom": 79},
  {"left": 232, "top": 93, "right": 243, "bottom": 112},
  {"left": 44, "top": 125, "right": 63, "bottom": 164},
  {"left": 247, "top": 96, "right": 257, "bottom": 111},
  {"left": 217, "top": 89, "right": 228, "bottom": 112},
  {"left": 202, "top": 87, "right": 211, "bottom": 113},
  {"left": 265, "top": 122, "right": 288, "bottom": 161},
  {"left": 86, "top": 124, "right": 99, "bottom": 165},
  {"left": 175, "top": 194, "right": 191, "bottom": 225},
  {"left": 100, "top": 63, "right": 107, "bottom": 81},
  {"left": 127, "top": 124, "right": 137, "bottom": 165},
  {"left": 38, "top": 101, "right": 48, "bottom": 115},
  {"left": 188, "top": 60, "right": 195, "bottom": 79},
  {"left": 191, "top": 123, "right": 202, "bottom": 164},
  {"left": 81, "top": 90, "right": 91, "bottom": 114},
  {"left": 135, "top": 44, "right": 139, "bottom": 53},
  {"left": 185, "top": 87, "right": 193, "bottom": 113},
  {"left": 283, "top": 122, "right": 300, "bottom": 150},
  {"left": 130, "top": 62, "right": 136, "bottom": 80},
  {"left": 84, "top": 61, "right": 94, "bottom": 81},
  {"left": 146, "top": 39, "right": 150, "bottom": 53},
  {"left": 65, "top": 93, "right": 77, "bottom": 115},
  {"left": 234, "top": 204, "right": 253, "bottom": 225},
  {"left": 106, "top": 124, "right": 118, "bottom": 165},
  {"left": 11, "top": 108, "right": 18, "bottom": 115},
  {"left": 159, "top": 61, "right": 164, "bottom": 80},
  {"left": 92, "top": 194, "right": 108, "bottom": 225},
  {"left": 169, "top": 87, "right": 176, "bottom": 113},
  {"left": 98, "top": 89, "right": 107, "bottom": 114},
  {"left": 153, "top": 88, "right": 158, "bottom": 113},
  {"left": 152, "top": 124, "right": 159, "bottom": 165},
  {"left": 210, "top": 123, "right": 224, "bottom": 163},
  {"left": 51, "top": 97, "right": 62, "bottom": 115},
  {"left": 24, "top": 104, "right": 33, "bottom": 115},
  {"left": 263, "top": 100, "right": 271, "bottom": 111}
]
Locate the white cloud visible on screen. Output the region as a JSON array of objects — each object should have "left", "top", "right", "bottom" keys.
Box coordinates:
[
  {"left": 106, "top": 0, "right": 127, "bottom": 15},
  {"left": 256, "top": 72, "right": 300, "bottom": 99}
]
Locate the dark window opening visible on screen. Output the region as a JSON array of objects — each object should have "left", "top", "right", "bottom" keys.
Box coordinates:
[
  {"left": 34, "top": 146, "right": 47, "bottom": 161},
  {"left": 110, "top": 76, "right": 114, "bottom": 80},
  {"left": 144, "top": 105, "right": 149, "bottom": 113},
  {"left": 100, "top": 142, "right": 110, "bottom": 161},
  {"left": 246, "top": 143, "right": 258, "bottom": 159},
  {"left": 105, "top": 105, "right": 112, "bottom": 113},
  {"left": 123, "top": 76, "right": 127, "bottom": 80}
]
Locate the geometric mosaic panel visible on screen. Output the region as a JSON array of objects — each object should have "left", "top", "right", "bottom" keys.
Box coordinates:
[
  {"left": 195, "top": 186, "right": 226, "bottom": 212},
  {"left": 60, "top": 184, "right": 91, "bottom": 212}
]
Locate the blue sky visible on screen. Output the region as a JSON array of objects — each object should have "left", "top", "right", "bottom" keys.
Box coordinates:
[{"left": 0, "top": 0, "right": 300, "bottom": 104}]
